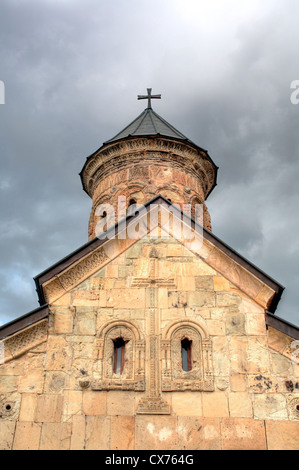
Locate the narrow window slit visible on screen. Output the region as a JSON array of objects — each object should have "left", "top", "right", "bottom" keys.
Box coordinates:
[
  {"left": 113, "top": 337, "right": 126, "bottom": 375},
  {"left": 181, "top": 338, "right": 192, "bottom": 372}
]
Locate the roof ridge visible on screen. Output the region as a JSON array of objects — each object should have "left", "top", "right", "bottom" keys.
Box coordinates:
[
  {"left": 130, "top": 108, "right": 149, "bottom": 134},
  {"left": 148, "top": 108, "right": 158, "bottom": 133}
]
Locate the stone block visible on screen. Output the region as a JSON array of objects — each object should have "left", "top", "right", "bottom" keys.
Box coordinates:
[
  {"left": 225, "top": 312, "right": 246, "bottom": 336},
  {"left": 0, "top": 421, "right": 15, "bottom": 450},
  {"left": 13, "top": 422, "right": 42, "bottom": 450},
  {"left": 107, "top": 288, "right": 146, "bottom": 309},
  {"left": 188, "top": 291, "right": 215, "bottom": 308},
  {"left": 221, "top": 418, "right": 267, "bottom": 450},
  {"left": 195, "top": 275, "right": 214, "bottom": 291},
  {"left": 266, "top": 421, "right": 299, "bottom": 450},
  {"left": 216, "top": 293, "right": 242, "bottom": 308},
  {"left": 202, "top": 392, "right": 229, "bottom": 417},
  {"left": 71, "top": 415, "right": 86, "bottom": 450},
  {"left": 135, "top": 415, "right": 178, "bottom": 450},
  {"left": 248, "top": 374, "right": 280, "bottom": 394},
  {"left": 110, "top": 416, "right": 135, "bottom": 450},
  {"left": 74, "top": 311, "right": 96, "bottom": 336},
  {"left": 19, "top": 394, "right": 37, "bottom": 422},
  {"left": 52, "top": 293, "right": 72, "bottom": 307},
  {"left": 40, "top": 423, "right": 72, "bottom": 450},
  {"left": 35, "top": 394, "right": 64, "bottom": 423},
  {"left": 212, "top": 337, "right": 230, "bottom": 376},
  {"left": 83, "top": 390, "right": 106, "bottom": 415},
  {"left": 253, "top": 394, "right": 288, "bottom": 420},
  {"left": 63, "top": 391, "right": 82, "bottom": 421},
  {"left": 230, "top": 374, "right": 247, "bottom": 392},
  {"left": 168, "top": 291, "right": 188, "bottom": 308},
  {"left": 228, "top": 392, "right": 253, "bottom": 418},
  {"left": 213, "top": 276, "right": 230, "bottom": 292},
  {"left": 54, "top": 309, "right": 74, "bottom": 334},
  {"left": 0, "top": 376, "right": 18, "bottom": 393},
  {"left": 206, "top": 319, "right": 225, "bottom": 336},
  {"left": 229, "top": 337, "right": 248, "bottom": 374},
  {"left": 176, "top": 276, "right": 196, "bottom": 292},
  {"left": 85, "top": 416, "right": 110, "bottom": 450},
  {"left": 246, "top": 313, "right": 267, "bottom": 336},
  {"left": 18, "top": 368, "right": 45, "bottom": 394},
  {"left": 107, "top": 391, "right": 135, "bottom": 416},
  {"left": 172, "top": 392, "right": 202, "bottom": 416},
  {"left": 247, "top": 337, "right": 270, "bottom": 374},
  {"left": 45, "top": 336, "right": 73, "bottom": 371},
  {"left": 178, "top": 417, "right": 221, "bottom": 450}
]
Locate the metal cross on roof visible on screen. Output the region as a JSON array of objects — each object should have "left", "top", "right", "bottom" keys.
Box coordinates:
[{"left": 138, "top": 88, "right": 161, "bottom": 109}]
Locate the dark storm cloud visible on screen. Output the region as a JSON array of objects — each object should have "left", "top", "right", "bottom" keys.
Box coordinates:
[{"left": 0, "top": 0, "right": 298, "bottom": 325}]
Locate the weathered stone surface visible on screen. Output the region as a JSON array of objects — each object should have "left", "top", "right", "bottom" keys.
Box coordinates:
[
  {"left": 221, "top": 418, "right": 267, "bottom": 450},
  {"left": 213, "top": 277, "right": 230, "bottom": 292},
  {"left": 35, "top": 394, "right": 64, "bottom": 423},
  {"left": 0, "top": 421, "right": 15, "bottom": 450},
  {"left": 135, "top": 415, "right": 178, "bottom": 450},
  {"left": 107, "top": 391, "right": 135, "bottom": 416},
  {"left": 85, "top": 416, "right": 110, "bottom": 450},
  {"left": 253, "top": 394, "right": 288, "bottom": 420},
  {"left": 0, "top": 228, "right": 297, "bottom": 450},
  {"left": 70, "top": 415, "right": 86, "bottom": 450},
  {"left": 225, "top": 312, "right": 246, "bottom": 336},
  {"left": 228, "top": 392, "right": 253, "bottom": 418},
  {"left": 110, "top": 416, "right": 135, "bottom": 450},
  {"left": 178, "top": 417, "right": 221, "bottom": 450},
  {"left": 40, "top": 423, "right": 72, "bottom": 450},
  {"left": 202, "top": 392, "right": 229, "bottom": 418},
  {"left": 19, "top": 393, "right": 37, "bottom": 422},
  {"left": 266, "top": 420, "right": 299, "bottom": 450},
  {"left": 83, "top": 390, "right": 106, "bottom": 415},
  {"left": 63, "top": 391, "right": 82, "bottom": 421},
  {"left": 13, "top": 422, "right": 42, "bottom": 450},
  {"left": 172, "top": 392, "right": 202, "bottom": 416}
]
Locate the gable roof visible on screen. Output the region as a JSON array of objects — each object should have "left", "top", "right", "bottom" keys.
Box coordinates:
[
  {"left": 34, "top": 195, "right": 284, "bottom": 311},
  {"left": 0, "top": 195, "right": 297, "bottom": 341}
]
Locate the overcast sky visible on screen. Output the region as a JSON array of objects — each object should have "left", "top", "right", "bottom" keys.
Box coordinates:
[{"left": 0, "top": 0, "right": 298, "bottom": 326}]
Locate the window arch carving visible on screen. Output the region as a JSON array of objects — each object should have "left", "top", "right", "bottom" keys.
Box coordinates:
[
  {"left": 161, "top": 320, "right": 214, "bottom": 392},
  {"left": 92, "top": 320, "right": 145, "bottom": 391}
]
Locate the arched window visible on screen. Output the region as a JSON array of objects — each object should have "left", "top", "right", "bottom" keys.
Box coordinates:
[
  {"left": 113, "top": 337, "right": 126, "bottom": 375},
  {"left": 161, "top": 320, "right": 214, "bottom": 392},
  {"left": 94, "top": 321, "right": 146, "bottom": 391},
  {"left": 181, "top": 338, "right": 192, "bottom": 372}
]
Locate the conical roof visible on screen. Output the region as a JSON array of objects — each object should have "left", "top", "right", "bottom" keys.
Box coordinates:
[{"left": 104, "top": 107, "right": 196, "bottom": 146}]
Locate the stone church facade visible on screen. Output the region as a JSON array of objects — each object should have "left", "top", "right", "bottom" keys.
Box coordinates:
[{"left": 0, "top": 90, "right": 298, "bottom": 450}]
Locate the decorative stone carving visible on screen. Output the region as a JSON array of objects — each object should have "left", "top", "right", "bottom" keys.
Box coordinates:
[
  {"left": 287, "top": 395, "right": 299, "bottom": 421},
  {"left": 80, "top": 136, "right": 216, "bottom": 239},
  {"left": 92, "top": 320, "right": 145, "bottom": 391},
  {"left": 3, "top": 320, "right": 48, "bottom": 361},
  {"left": 161, "top": 320, "right": 214, "bottom": 392}
]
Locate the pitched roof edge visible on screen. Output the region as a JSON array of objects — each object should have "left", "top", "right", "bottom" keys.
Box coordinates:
[
  {"left": 33, "top": 195, "right": 286, "bottom": 317},
  {"left": 0, "top": 304, "right": 49, "bottom": 341},
  {"left": 266, "top": 312, "right": 299, "bottom": 340}
]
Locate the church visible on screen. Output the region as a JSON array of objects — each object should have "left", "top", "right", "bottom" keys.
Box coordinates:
[{"left": 0, "top": 89, "right": 298, "bottom": 450}]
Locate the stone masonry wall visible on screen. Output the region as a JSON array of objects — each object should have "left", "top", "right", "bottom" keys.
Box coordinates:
[{"left": 0, "top": 236, "right": 298, "bottom": 450}]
